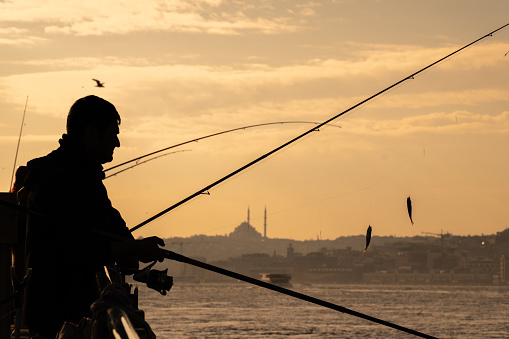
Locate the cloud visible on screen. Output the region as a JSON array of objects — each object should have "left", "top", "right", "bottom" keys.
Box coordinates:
[
  {"left": 4, "top": 38, "right": 505, "bottom": 76},
  {"left": 341, "top": 110, "right": 509, "bottom": 137},
  {"left": 0, "top": 27, "right": 28, "bottom": 34},
  {"left": 0, "top": 0, "right": 306, "bottom": 36},
  {"left": 0, "top": 40, "right": 506, "bottom": 139},
  {"left": 293, "top": 1, "right": 321, "bottom": 16},
  {"left": 0, "top": 26, "right": 48, "bottom": 45},
  {"left": 0, "top": 134, "right": 58, "bottom": 143},
  {"left": 0, "top": 36, "right": 47, "bottom": 46},
  {"left": 366, "top": 89, "right": 509, "bottom": 109}
]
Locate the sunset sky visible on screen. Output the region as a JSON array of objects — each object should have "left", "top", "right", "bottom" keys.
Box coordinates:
[{"left": 1, "top": 0, "right": 508, "bottom": 241}]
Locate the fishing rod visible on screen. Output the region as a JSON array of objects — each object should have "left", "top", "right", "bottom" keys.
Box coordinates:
[
  {"left": 9, "top": 96, "right": 29, "bottom": 190},
  {"left": 0, "top": 194, "right": 438, "bottom": 337},
  {"left": 103, "top": 121, "right": 339, "bottom": 174},
  {"left": 130, "top": 22, "right": 509, "bottom": 233},
  {"left": 104, "top": 150, "right": 191, "bottom": 179},
  {"left": 161, "top": 249, "right": 437, "bottom": 338}
]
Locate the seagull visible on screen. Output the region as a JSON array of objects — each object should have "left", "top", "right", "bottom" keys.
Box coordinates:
[{"left": 92, "top": 79, "right": 105, "bottom": 87}]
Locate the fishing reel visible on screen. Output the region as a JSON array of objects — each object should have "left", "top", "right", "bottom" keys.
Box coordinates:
[{"left": 133, "top": 261, "right": 173, "bottom": 295}]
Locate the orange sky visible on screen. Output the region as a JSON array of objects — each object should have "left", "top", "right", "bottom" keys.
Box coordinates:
[{"left": 1, "top": 1, "right": 509, "bottom": 240}]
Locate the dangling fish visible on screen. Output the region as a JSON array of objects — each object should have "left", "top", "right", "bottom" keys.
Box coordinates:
[
  {"left": 407, "top": 196, "right": 414, "bottom": 225},
  {"left": 364, "top": 225, "right": 372, "bottom": 253}
]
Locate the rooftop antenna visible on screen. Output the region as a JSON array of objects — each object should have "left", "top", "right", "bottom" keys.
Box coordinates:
[{"left": 9, "top": 96, "right": 29, "bottom": 190}]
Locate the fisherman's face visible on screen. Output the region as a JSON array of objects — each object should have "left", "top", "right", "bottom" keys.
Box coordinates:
[
  {"left": 97, "top": 121, "right": 120, "bottom": 164},
  {"left": 85, "top": 121, "right": 120, "bottom": 164}
]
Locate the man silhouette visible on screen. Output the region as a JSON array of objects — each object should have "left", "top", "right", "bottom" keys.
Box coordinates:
[{"left": 22, "top": 95, "right": 164, "bottom": 338}]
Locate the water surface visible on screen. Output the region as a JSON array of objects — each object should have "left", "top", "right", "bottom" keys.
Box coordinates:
[{"left": 136, "top": 282, "right": 509, "bottom": 338}]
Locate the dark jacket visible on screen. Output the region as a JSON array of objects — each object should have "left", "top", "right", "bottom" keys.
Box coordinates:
[{"left": 23, "top": 140, "right": 134, "bottom": 338}]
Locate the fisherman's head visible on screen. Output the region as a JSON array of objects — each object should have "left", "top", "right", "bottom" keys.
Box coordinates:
[{"left": 64, "top": 95, "right": 121, "bottom": 164}]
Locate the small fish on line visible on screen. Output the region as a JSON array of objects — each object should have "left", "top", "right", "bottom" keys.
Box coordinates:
[
  {"left": 407, "top": 196, "right": 414, "bottom": 225},
  {"left": 364, "top": 225, "right": 372, "bottom": 253}
]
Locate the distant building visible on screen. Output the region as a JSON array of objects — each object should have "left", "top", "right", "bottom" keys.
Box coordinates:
[
  {"left": 496, "top": 228, "right": 509, "bottom": 245},
  {"left": 468, "top": 258, "right": 495, "bottom": 274},
  {"left": 228, "top": 206, "right": 266, "bottom": 240},
  {"left": 228, "top": 221, "right": 262, "bottom": 240},
  {"left": 160, "top": 206, "right": 509, "bottom": 285},
  {"left": 498, "top": 255, "right": 506, "bottom": 283}
]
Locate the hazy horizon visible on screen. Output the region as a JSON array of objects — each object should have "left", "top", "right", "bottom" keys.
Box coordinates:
[{"left": 157, "top": 217, "right": 508, "bottom": 241}]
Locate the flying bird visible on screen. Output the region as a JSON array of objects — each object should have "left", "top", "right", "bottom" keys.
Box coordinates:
[
  {"left": 92, "top": 79, "right": 105, "bottom": 87},
  {"left": 407, "top": 196, "right": 414, "bottom": 225},
  {"left": 364, "top": 225, "right": 372, "bottom": 253}
]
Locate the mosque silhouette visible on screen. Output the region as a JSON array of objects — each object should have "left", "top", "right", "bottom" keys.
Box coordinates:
[{"left": 228, "top": 206, "right": 267, "bottom": 240}]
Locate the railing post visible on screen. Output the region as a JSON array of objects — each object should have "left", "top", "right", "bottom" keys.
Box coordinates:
[{"left": 0, "top": 193, "right": 18, "bottom": 339}]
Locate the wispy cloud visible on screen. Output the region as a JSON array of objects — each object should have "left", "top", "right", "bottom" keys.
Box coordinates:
[
  {"left": 0, "top": 134, "right": 58, "bottom": 143},
  {"left": 0, "top": 37, "right": 47, "bottom": 46},
  {"left": 0, "top": 0, "right": 307, "bottom": 36},
  {"left": 0, "top": 27, "right": 28, "bottom": 34},
  {"left": 0, "top": 27, "right": 48, "bottom": 45},
  {"left": 0, "top": 41, "right": 506, "bottom": 141},
  {"left": 341, "top": 110, "right": 509, "bottom": 137}
]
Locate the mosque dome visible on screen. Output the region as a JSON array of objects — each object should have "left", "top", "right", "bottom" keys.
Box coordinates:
[{"left": 229, "top": 221, "right": 262, "bottom": 240}]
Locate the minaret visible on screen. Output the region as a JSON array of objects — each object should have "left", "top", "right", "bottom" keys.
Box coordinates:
[
  {"left": 247, "top": 206, "right": 250, "bottom": 224},
  {"left": 264, "top": 206, "right": 267, "bottom": 239}
]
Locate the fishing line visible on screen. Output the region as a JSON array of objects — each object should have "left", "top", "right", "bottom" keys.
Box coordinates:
[
  {"left": 129, "top": 124, "right": 335, "bottom": 229},
  {"left": 255, "top": 185, "right": 374, "bottom": 219},
  {"left": 195, "top": 154, "right": 418, "bottom": 238},
  {"left": 130, "top": 23, "right": 509, "bottom": 233},
  {"left": 341, "top": 111, "right": 509, "bottom": 208},
  {"left": 421, "top": 45, "right": 509, "bottom": 157},
  {"left": 342, "top": 38, "right": 507, "bottom": 155},
  {"left": 200, "top": 131, "right": 321, "bottom": 197},
  {"left": 129, "top": 133, "right": 318, "bottom": 228},
  {"left": 139, "top": 41, "right": 498, "bottom": 222},
  {"left": 108, "top": 123, "right": 338, "bottom": 221},
  {"left": 332, "top": 42, "right": 470, "bottom": 125},
  {"left": 104, "top": 121, "right": 339, "bottom": 174},
  {"left": 368, "top": 186, "right": 372, "bottom": 226},
  {"left": 408, "top": 163, "right": 412, "bottom": 195},
  {"left": 200, "top": 133, "right": 427, "bottom": 237},
  {"left": 412, "top": 47, "right": 509, "bottom": 207},
  {"left": 104, "top": 150, "right": 191, "bottom": 179},
  {"left": 9, "top": 96, "right": 29, "bottom": 190},
  {"left": 165, "top": 183, "right": 374, "bottom": 238},
  {"left": 301, "top": 96, "right": 509, "bottom": 227}
]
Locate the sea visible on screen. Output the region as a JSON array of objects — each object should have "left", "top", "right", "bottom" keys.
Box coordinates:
[{"left": 133, "top": 281, "right": 509, "bottom": 339}]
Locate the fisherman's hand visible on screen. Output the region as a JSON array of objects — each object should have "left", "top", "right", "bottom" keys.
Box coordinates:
[{"left": 135, "top": 236, "right": 165, "bottom": 263}]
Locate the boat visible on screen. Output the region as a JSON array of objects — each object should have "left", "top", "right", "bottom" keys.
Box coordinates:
[{"left": 259, "top": 273, "right": 292, "bottom": 287}]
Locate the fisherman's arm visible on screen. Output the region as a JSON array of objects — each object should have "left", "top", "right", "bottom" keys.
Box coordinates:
[
  {"left": 37, "top": 172, "right": 164, "bottom": 268},
  {"left": 110, "top": 236, "right": 165, "bottom": 264}
]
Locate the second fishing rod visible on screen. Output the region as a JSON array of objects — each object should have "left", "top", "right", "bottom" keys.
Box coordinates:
[{"left": 130, "top": 22, "right": 509, "bottom": 233}]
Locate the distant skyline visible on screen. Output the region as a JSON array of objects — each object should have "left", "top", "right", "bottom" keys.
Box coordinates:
[{"left": 1, "top": 1, "right": 509, "bottom": 241}]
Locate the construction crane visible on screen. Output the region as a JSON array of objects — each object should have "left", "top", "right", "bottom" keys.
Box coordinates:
[{"left": 421, "top": 230, "right": 451, "bottom": 248}]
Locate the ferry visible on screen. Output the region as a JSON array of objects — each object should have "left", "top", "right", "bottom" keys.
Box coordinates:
[{"left": 259, "top": 273, "right": 292, "bottom": 287}]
